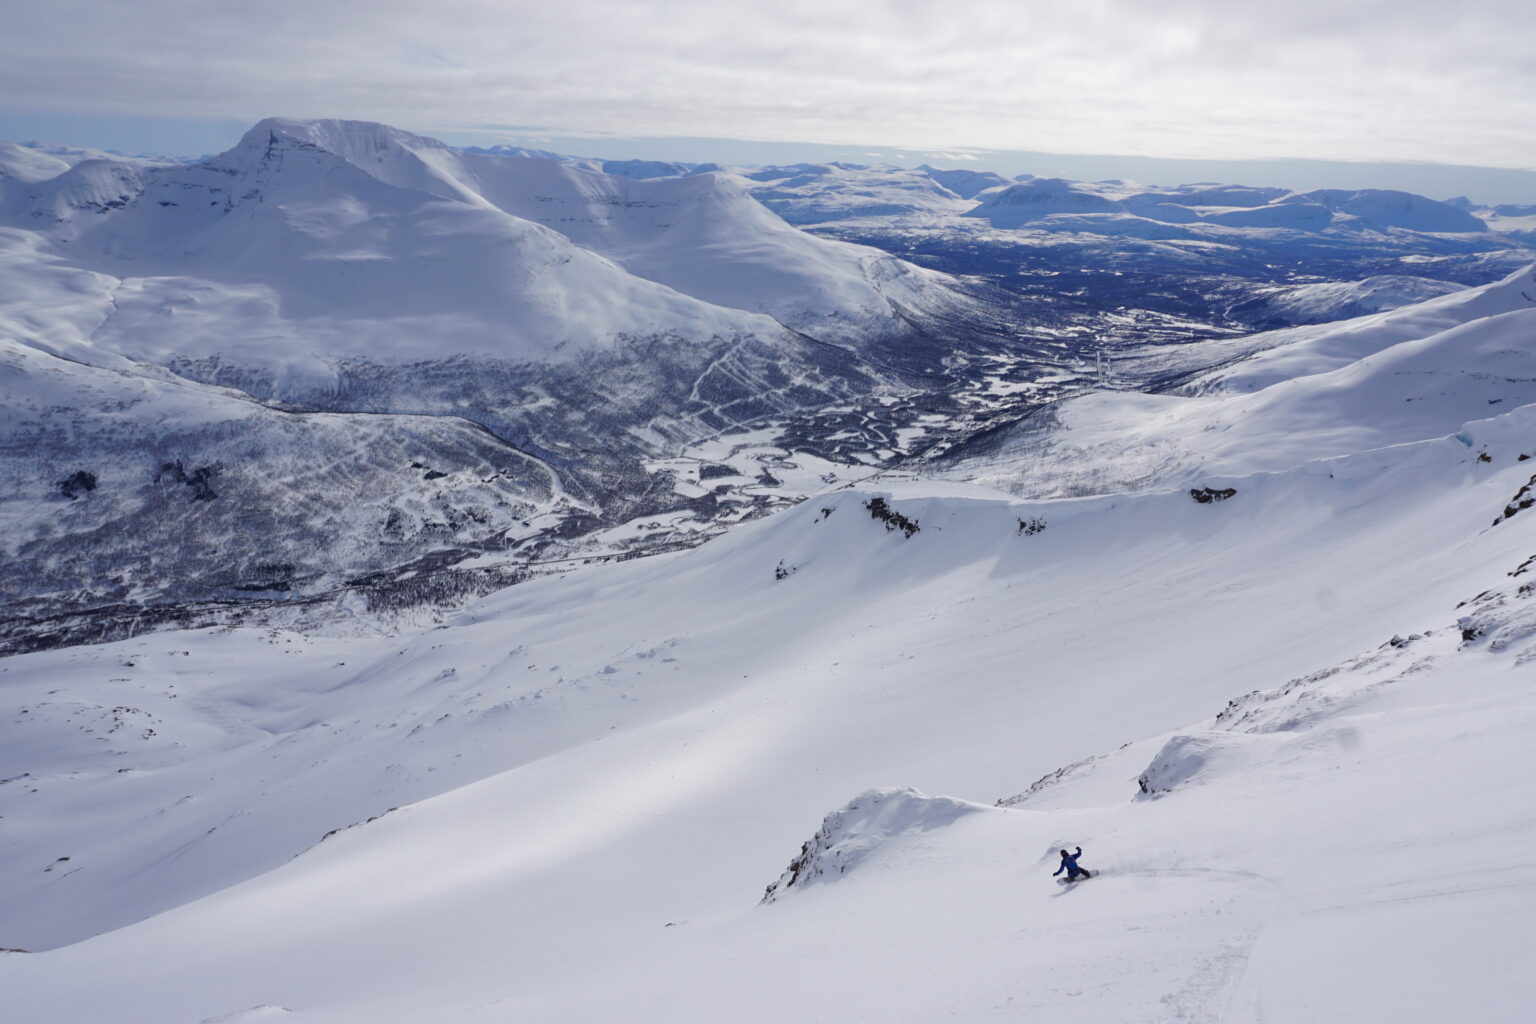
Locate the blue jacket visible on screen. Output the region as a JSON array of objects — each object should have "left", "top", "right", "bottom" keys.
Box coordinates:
[{"left": 1053, "top": 847, "right": 1085, "bottom": 875}]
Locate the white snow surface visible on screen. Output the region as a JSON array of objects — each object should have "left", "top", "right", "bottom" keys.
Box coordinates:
[{"left": 5, "top": 270, "right": 1536, "bottom": 1021}]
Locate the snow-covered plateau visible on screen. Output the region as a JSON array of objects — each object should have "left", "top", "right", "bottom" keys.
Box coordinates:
[{"left": 4, "top": 235, "right": 1536, "bottom": 1020}]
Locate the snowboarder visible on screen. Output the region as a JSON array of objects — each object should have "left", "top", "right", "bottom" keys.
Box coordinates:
[{"left": 1053, "top": 846, "right": 1091, "bottom": 881}]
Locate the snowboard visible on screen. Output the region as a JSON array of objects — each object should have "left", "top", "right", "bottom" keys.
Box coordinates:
[{"left": 1056, "top": 871, "right": 1093, "bottom": 885}]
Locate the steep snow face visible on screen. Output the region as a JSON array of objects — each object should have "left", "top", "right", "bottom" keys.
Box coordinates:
[
  {"left": 391, "top": 151, "right": 970, "bottom": 340},
  {"left": 212, "top": 120, "right": 974, "bottom": 342}
]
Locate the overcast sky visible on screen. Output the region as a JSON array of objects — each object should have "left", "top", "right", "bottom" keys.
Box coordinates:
[{"left": 4, "top": 0, "right": 1533, "bottom": 171}]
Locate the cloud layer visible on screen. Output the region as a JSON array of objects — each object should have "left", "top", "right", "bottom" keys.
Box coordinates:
[{"left": 7, "top": 0, "right": 1533, "bottom": 167}]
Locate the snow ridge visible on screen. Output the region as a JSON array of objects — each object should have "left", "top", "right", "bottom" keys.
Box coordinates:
[{"left": 762, "top": 788, "right": 989, "bottom": 902}]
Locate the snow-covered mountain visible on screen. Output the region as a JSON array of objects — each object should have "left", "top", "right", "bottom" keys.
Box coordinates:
[
  {"left": 735, "top": 161, "right": 975, "bottom": 224},
  {"left": 4, "top": 271, "right": 1535, "bottom": 1021},
  {"left": 963, "top": 178, "right": 1491, "bottom": 235},
  {"left": 3, "top": 118, "right": 987, "bottom": 373}
]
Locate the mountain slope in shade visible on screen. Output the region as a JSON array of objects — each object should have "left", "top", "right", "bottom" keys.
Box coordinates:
[{"left": 0, "top": 332, "right": 562, "bottom": 628}]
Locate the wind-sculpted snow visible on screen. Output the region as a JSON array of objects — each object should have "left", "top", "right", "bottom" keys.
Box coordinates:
[
  {"left": 1135, "top": 733, "right": 1265, "bottom": 796},
  {"left": 761, "top": 788, "right": 989, "bottom": 901}
]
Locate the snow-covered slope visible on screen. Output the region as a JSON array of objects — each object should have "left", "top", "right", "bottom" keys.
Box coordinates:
[
  {"left": 1, "top": 118, "right": 991, "bottom": 381},
  {"left": 917, "top": 164, "right": 1011, "bottom": 199},
  {"left": 1227, "top": 274, "right": 1466, "bottom": 327},
  {"left": 952, "top": 264, "right": 1536, "bottom": 496},
  {"left": 0, "top": 142, "right": 74, "bottom": 200},
  {"left": 4, "top": 389, "right": 1534, "bottom": 1020},
  {"left": 963, "top": 177, "right": 1124, "bottom": 226},
  {"left": 1199, "top": 262, "right": 1536, "bottom": 393}
]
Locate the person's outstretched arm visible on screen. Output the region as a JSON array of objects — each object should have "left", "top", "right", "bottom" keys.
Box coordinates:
[{"left": 1053, "top": 862, "right": 1064, "bottom": 875}]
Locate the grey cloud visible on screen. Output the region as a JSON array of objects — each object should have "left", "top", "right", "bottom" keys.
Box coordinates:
[{"left": 2, "top": 0, "right": 1532, "bottom": 168}]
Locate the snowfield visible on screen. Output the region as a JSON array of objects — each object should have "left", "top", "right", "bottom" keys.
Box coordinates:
[{"left": 5, "top": 262, "right": 1536, "bottom": 1019}]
